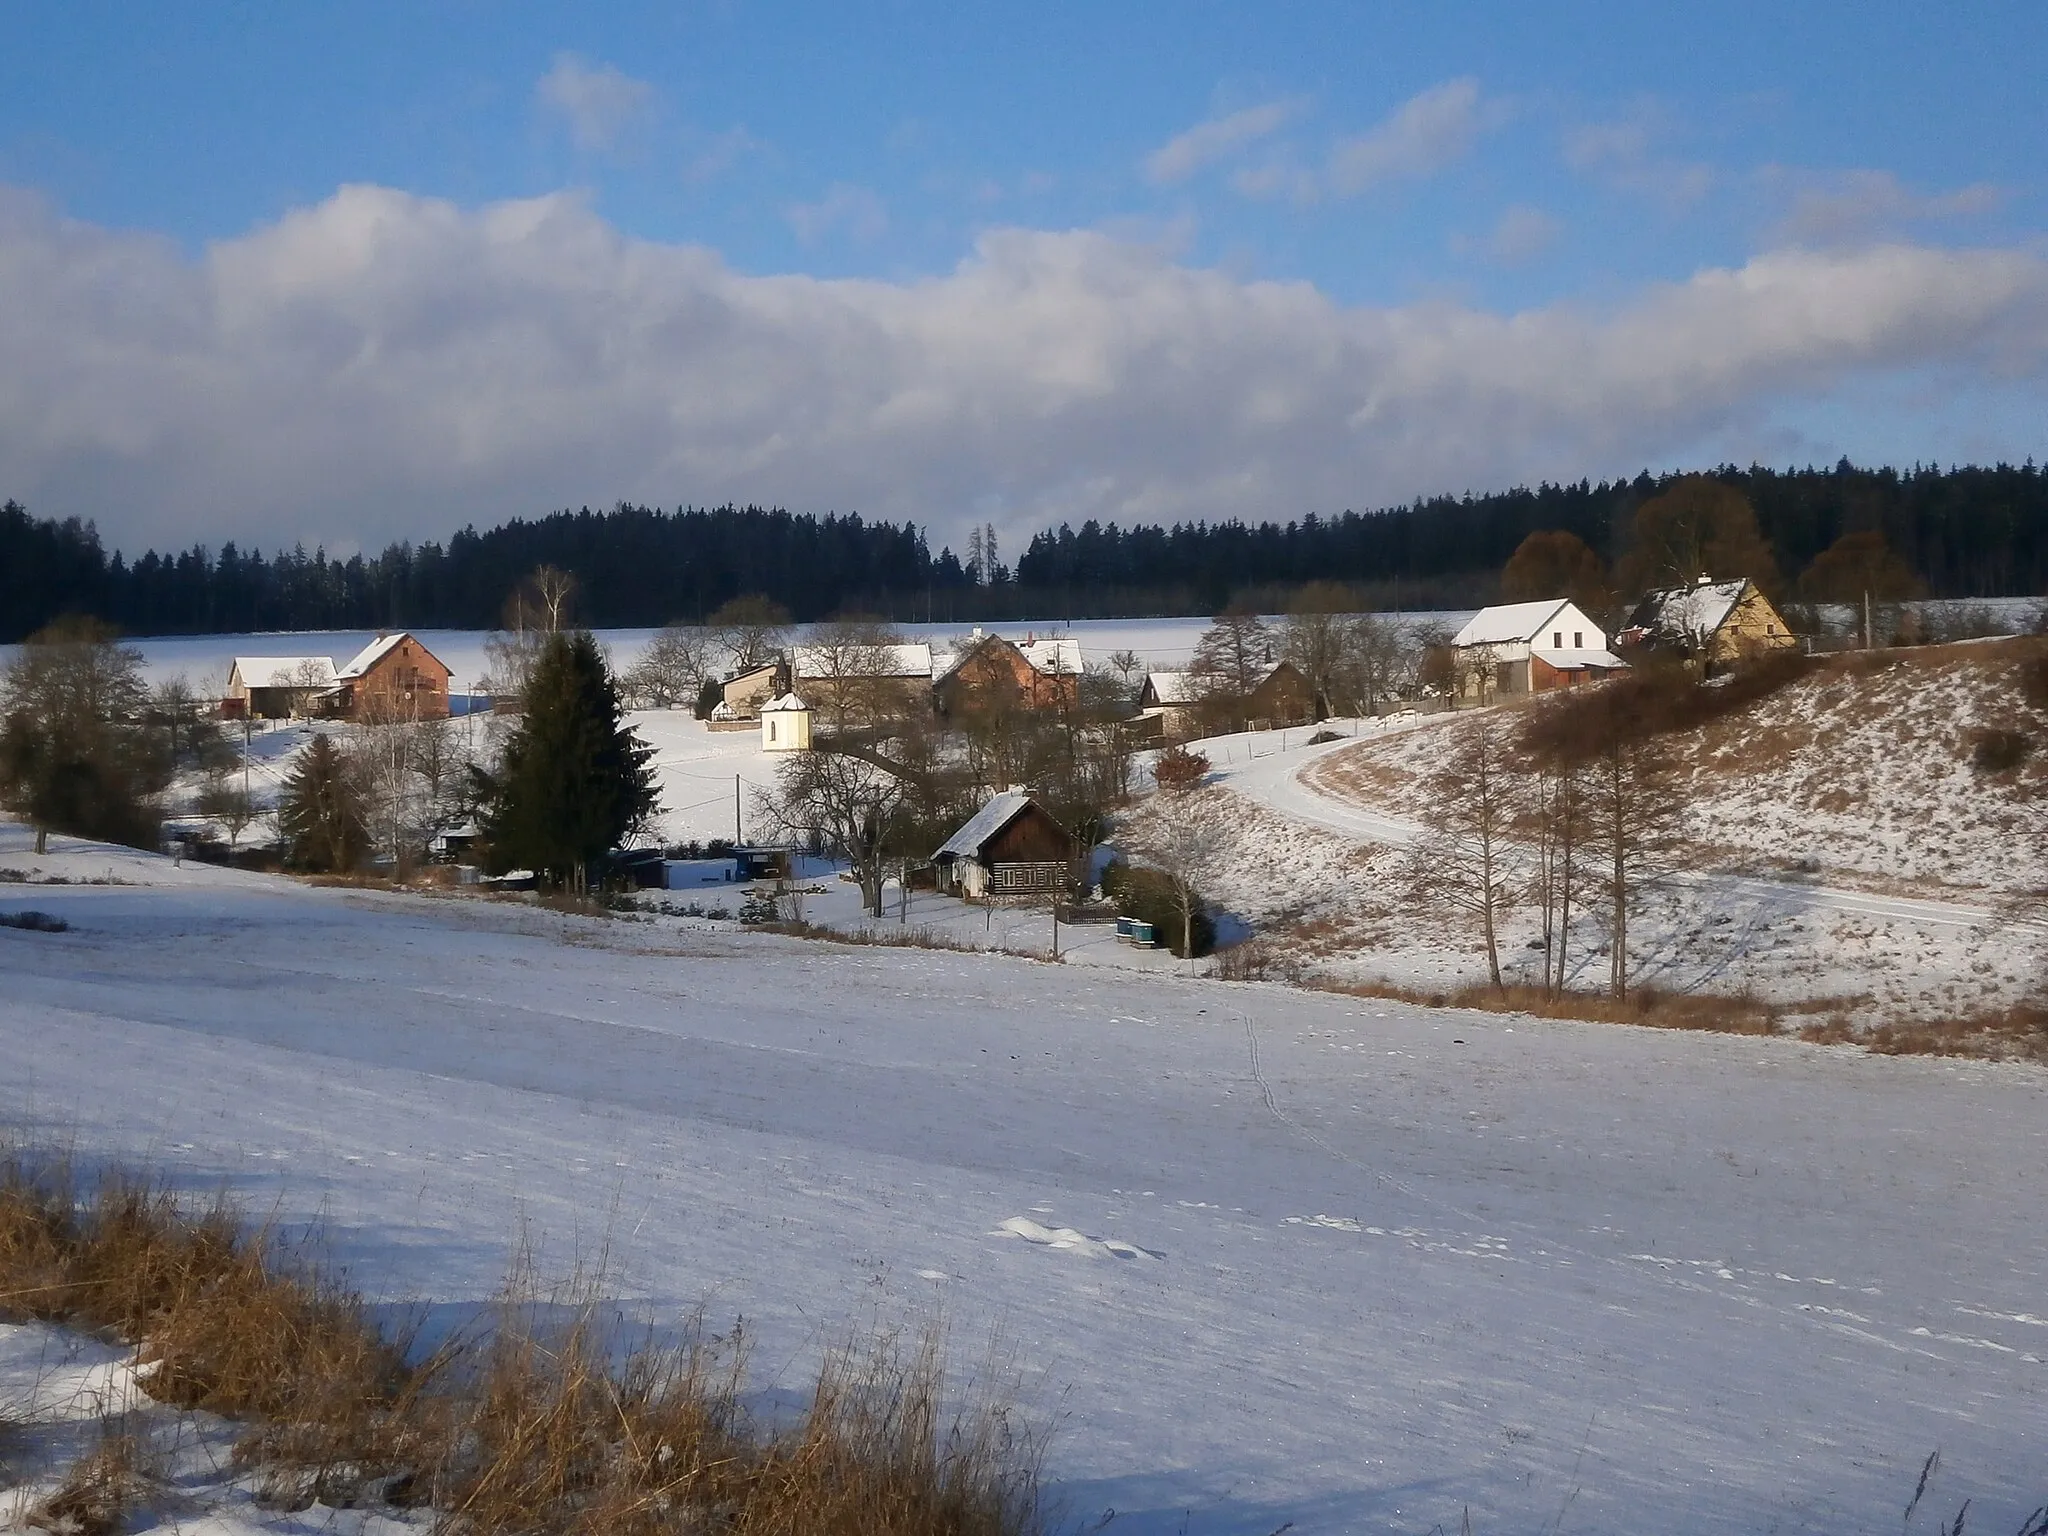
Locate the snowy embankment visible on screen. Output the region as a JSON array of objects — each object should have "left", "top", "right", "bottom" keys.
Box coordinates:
[
  {"left": 3, "top": 822, "right": 2046, "bottom": 1534},
  {"left": 1163, "top": 651, "right": 2048, "bottom": 1025}
]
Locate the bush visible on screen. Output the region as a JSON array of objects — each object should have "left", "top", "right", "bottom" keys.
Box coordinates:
[
  {"left": 0, "top": 909, "right": 68, "bottom": 931},
  {"left": 1101, "top": 860, "right": 1215, "bottom": 958},
  {"left": 1150, "top": 746, "right": 1209, "bottom": 794},
  {"left": 1970, "top": 727, "right": 2033, "bottom": 773}
]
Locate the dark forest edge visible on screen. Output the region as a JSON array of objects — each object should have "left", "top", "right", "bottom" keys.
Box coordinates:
[{"left": 3, "top": 456, "right": 2044, "bottom": 642}]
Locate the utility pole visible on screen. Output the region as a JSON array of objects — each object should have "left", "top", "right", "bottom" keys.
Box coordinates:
[{"left": 734, "top": 773, "right": 742, "bottom": 845}]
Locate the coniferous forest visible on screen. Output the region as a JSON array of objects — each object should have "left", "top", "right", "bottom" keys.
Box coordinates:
[{"left": 2, "top": 458, "right": 2044, "bottom": 642}]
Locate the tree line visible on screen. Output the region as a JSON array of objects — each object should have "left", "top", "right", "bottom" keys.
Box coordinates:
[{"left": 5, "top": 458, "right": 2046, "bottom": 643}]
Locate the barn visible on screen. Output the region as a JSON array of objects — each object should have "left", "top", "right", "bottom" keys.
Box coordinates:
[{"left": 932, "top": 791, "right": 1077, "bottom": 900}]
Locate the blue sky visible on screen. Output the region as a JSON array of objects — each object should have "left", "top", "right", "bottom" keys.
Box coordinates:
[{"left": 1, "top": 2, "right": 2044, "bottom": 556}]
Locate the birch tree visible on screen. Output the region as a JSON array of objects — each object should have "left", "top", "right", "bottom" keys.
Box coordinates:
[{"left": 1408, "top": 726, "right": 1519, "bottom": 992}]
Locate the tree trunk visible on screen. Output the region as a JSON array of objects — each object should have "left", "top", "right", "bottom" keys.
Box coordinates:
[{"left": 35, "top": 825, "right": 48, "bottom": 855}]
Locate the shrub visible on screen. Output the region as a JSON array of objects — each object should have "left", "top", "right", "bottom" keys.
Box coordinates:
[
  {"left": 1970, "top": 728, "right": 2034, "bottom": 773},
  {"left": 1101, "top": 860, "right": 1215, "bottom": 958},
  {"left": 0, "top": 909, "right": 67, "bottom": 932},
  {"left": 1150, "top": 746, "right": 1209, "bottom": 794}
]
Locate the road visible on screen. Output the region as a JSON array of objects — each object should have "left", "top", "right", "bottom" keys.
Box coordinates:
[{"left": 1202, "top": 715, "right": 2036, "bottom": 934}]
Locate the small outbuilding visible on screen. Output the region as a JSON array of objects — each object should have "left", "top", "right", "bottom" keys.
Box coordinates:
[
  {"left": 932, "top": 791, "right": 1077, "bottom": 900},
  {"left": 718, "top": 662, "right": 784, "bottom": 721},
  {"left": 760, "top": 692, "right": 812, "bottom": 752}
]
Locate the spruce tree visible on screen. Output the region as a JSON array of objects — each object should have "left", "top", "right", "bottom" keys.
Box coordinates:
[
  {"left": 278, "top": 733, "right": 369, "bottom": 872},
  {"left": 478, "top": 631, "right": 658, "bottom": 893}
]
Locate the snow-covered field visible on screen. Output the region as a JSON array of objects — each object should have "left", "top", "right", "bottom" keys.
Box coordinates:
[{"left": 3, "top": 824, "right": 2046, "bottom": 1534}]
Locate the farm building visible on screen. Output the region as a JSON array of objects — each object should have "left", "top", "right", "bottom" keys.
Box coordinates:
[
  {"left": 1137, "top": 671, "right": 1203, "bottom": 739},
  {"left": 1448, "top": 600, "right": 1626, "bottom": 699},
  {"left": 323, "top": 633, "right": 451, "bottom": 721},
  {"left": 223, "top": 655, "right": 338, "bottom": 720},
  {"left": 1620, "top": 578, "right": 1797, "bottom": 673},
  {"left": 718, "top": 662, "right": 783, "bottom": 721},
  {"left": 932, "top": 790, "right": 1077, "bottom": 900},
  {"left": 932, "top": 630, "right": 1084, "bottom": 717},
  {"left": 791, "top": 641, "right": 934, "bottom": 727}
]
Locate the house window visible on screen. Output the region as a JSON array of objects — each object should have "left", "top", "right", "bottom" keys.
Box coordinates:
[
  {"left": 1574, "top": 631, "right": 1583, "bottom": 648},
  {"left": 1767, "top": 625, "right": 1777, "bottom": 636},
  {"left": 768, "top": 719, "right": 777, "bottom": 742},
  {"left": 1553, "top": 632, "right": 1563, "bottom": 648}
]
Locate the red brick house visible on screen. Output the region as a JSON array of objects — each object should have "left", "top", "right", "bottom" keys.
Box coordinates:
[
  {"left": 325, "top": 633, "right": 451, "bottom": 721},
  {"left": 933, "top": 631, "right": 1083, "bottom": 718}
]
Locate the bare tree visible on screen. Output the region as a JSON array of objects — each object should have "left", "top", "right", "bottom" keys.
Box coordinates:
[
  {"left": 1281, "top": 582, "right": 1355, "bottom": 718},
  {"left": 1523, "top": 682, "right": 1686, "bottom": 999},
  {"left": 1523, "top": 758, "right": 1592, "bottom": 997},
  {"left": 622, "top": 622, "right": 714, "bottom": 710},
  {"left": 1191, "top": 606, "right": 1274, "bottom": 732},
  {"left": 709, "top": 594, "right": 793, "bottom": 674},
  {"left": 762, "top": 747, "right": 907, "bottom": 917},
  {"left": 196, "top": 771, "right": 257, "bottom": 849},
  {"left": 1340, "top": 613, "right": 1419, "bottom": 716},
  {"left": 802, "top": 617, "right": 907, "bottom": 735},
  {"left": 1408, "top": 727, "right": 1519, "bottom": 993},
  {"left": 1107, "top": 648, "right": 1143, "bottom": 694},
  {"left": 1129, "top": 779, "right": 1227, "bottom": 964}
]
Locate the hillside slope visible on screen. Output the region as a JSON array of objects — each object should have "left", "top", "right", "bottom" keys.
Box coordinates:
[{"left": 1305, "top": 639, "right": 2048, "bottom": 899}]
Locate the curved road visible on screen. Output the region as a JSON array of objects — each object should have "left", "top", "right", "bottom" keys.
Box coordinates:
[{"left": 1204, "top": 716, "right": 2035, "bottom": 934}]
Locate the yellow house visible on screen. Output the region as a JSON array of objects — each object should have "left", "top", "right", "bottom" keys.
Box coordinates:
[{"left": 1622, "top": 577, "right": 1798, "bottom": 672}]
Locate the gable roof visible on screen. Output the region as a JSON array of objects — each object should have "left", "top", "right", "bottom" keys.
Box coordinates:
[
  {"left": 1451, "top": 600, "right": 1575, "bottom": 648},
  {"left": 1142, "top": 670, "right": 1199, "bottom": 705},
  {"left": 792, "top": 642, "right": 934, "bottom": 680},
  {"left": 761, "top": 692, "right": 808, "bottom": 712},
  {"left": 934, "top": 790, "right": 1038, "bottom": 861},
  {"left": 231, "top": 655, "right": 337, "bottom": 689},
  {"left": 1627, "top": 579, "right": 1750, "bottom": 641},
  {"left": 333, "top": 632, "right": 448, "bottom": 682},
  {"left": 722, "top": 660, "right": 780, "bottom": 687},
  {"left": 1018, "top": 636, "right": 1084, "bottom": 677}
]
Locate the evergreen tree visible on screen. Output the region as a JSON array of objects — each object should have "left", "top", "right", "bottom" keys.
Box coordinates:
[
  {"left": 278, "top": 733, "right": 368, "bottom": 872},
  {"left": 477, "top": 631, "right": 658, "bottom": 893}
]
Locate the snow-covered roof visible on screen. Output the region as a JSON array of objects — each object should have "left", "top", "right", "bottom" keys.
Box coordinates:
[
  {"left": 934, "top": 790, "right": 1036, "bottom": 861},
  {"left": 336, "top": 633, "right": 408, "bottom": 680},
  {"left": 1144, "top": 671, "right": 1199, "bottom": 705},
  {"left": 1628, "top": 579, "right": 1749, "bottom": 641},
  {"left": 1019, "top": 636, "right": 1084, "bottom": 676},
  {"left": 231, "top": 655, "right": 337, "bottom": 689},
  {"left": 791, "top": 642, "right": 934, "bottom": 680},
  {"left": 1451, "top": 600, "right": 1574, "bottom": 648},
  {"left": 761, "top": 692, "right": 808, "bottom": 712},
  {"left": 709, "top": 701, "right": 737, "bottom": 721},
  {"left": 1532, "top": 646, "right": 1626, "bottom": 671}
]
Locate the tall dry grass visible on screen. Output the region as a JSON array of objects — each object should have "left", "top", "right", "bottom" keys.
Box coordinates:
[{"left": 0, "top": 1152, "right": 1047, "bottom": 1536}]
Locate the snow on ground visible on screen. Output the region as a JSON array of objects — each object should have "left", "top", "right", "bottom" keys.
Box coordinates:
[
  {"left": 1126, "top": 694, "right": 2048, "bottom": 1025},
  {"left": 1304, "top": 642, "right": 2048, "bottom": 900},
  {"left": 4, "top": 821, "right": 2046, "bottom": 1534}
]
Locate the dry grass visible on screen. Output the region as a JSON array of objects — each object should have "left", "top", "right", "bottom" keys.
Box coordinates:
[
  {"left": 0, "top": 1152, "right": 1047, "bottom": 1536},
  {"left": 23, "top": 1430, "right": 148, "bottom": 1536}
]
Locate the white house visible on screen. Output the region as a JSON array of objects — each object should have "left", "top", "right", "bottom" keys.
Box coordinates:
[
  {"left": 760, "top": 692, "right": 812, "bottom": 752},
  {"left": 1449, "top": 599, "right": 1625, "bottom": 698}
]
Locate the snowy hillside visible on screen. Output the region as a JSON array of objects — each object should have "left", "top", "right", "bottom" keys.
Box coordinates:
[
  {"left": 3, "top": 822, "right": 2045, "bottom": 1534},
  {"left": 1306, "top": 640, "right": 2048, "bottom": 899}
]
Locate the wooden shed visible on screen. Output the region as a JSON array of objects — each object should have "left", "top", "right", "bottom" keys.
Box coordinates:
[{"left": 932, "top": 791, "right": 1077, "bottom": 900}]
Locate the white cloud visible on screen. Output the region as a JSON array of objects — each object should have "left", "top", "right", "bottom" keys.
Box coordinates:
[
  {"left": 682, "top": 126, "right": 763, "bottom": 185},
  {"left": 785, "top": 183, "right": 888, "bottom": 244},
  {"left": 1456, "top": 204, "right": 1562, "bottom": 266},
  {"left": 1564, "top": 107, "right": 1713, "bottom": 211},
  {"left": 1, "top": 183, "right": 2045, "bottom": 557},
  {"left": 536, "top": 54, "right": 655, "bottom": 152},
  {"left": 1145, "top": 99, "right": 1304, "bottom": 185},
  {"left": 1774, "top": 169, "right": 2001, "bottom": 246},
  {"left": 1329, "top": 78, "right": 1492, "bottom": 195}
]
